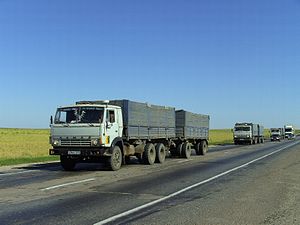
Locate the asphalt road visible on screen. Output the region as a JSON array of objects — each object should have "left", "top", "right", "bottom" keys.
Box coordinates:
[{"left": 1, "top": 138, "right": 299, "bottom": 225}]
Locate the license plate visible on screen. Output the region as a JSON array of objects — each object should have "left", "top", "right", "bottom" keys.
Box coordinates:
[{"left": 68, "top": 150, "right": 81, "bottom": 155}]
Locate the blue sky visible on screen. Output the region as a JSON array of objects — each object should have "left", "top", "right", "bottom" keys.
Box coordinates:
[{"left": 0, "top": 0, "right": 299, "bottom": 129}]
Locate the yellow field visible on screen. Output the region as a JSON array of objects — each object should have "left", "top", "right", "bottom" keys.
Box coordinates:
[
  {"left": 0, "top": 128, "right": 53, "bottom": 165},
  {"left": 209, "top": 129, "right": 233, "bottom": 145}
]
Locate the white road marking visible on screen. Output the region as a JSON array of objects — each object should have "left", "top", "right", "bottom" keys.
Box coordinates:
[
  {"left": 177, "top": 159, "right": 193, "bottom": 163},
  {"left": 94, "top": 141, "right": 300, "bottom": 225},
  {"left": 0, "top": 170, "right": 34, "bottom": 176},
  {"left": 41, "top": 178, "right": 96, "bottom": 191}
]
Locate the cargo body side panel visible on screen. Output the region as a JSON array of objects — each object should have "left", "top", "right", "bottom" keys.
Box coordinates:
[
  {"left": 109, "top": 100, "right": 176, "bottom": 140},
  {"left": 175, "top": 110, "right": 209, "bottom": 139}
]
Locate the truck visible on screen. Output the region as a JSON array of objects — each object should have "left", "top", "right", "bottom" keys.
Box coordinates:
[
  {"left": 233, "top": 122, "right": 264, "bottom": 145},
  {"left": 49, "top": 100, "right": 209, "bottom": 171},
  {"left": 270, "top": 128, "right": 284, "bottom": 141},
  {"left": 284, "top": 125, "right": 295, "bottom": 139}
]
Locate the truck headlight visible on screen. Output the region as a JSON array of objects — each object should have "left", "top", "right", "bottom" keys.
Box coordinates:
[
  {"left": 91, "top": 139, "right": 99, "bottom": 146},
  {"left": 53, "top": 140, "right": 60, "bottom": 146}
]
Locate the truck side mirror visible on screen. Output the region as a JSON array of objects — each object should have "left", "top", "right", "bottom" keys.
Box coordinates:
[{"left": 50, "top": 116, "right": 53, "bottom": 125}]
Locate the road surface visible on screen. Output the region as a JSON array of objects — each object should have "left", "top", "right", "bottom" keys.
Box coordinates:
[{"left": 0, "top": 138, "right": 299, "bottom": 225}]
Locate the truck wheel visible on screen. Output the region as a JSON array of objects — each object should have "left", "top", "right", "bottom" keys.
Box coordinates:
[
  {"left": 143, "top": 143, "right": 156, "bottom": 165},
  {"left": 176, "top": 143, "right": 183, "bottom": 156},
  {"left": 195, "top": 142, "right": 202, "bottom": 155},
  {"left": 107, "top": 146, "right": 122, "bottom": 171},
  {"left": 155, "top": 143, "right": 166, "bottom": 163},
  {"left": 181, "top": 142, "right": 192, "bottom": 159},
  {"left": 199, "top": 140, "right": 208, "bottom": 155},
  {"left": 60, "top": 156, "right": 76, "bottom": 171}
]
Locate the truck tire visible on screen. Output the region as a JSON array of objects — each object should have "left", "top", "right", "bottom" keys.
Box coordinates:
[
  {"left": 60, "top": 156, "right": 76, "bottom": 171},
  {"left": 198, "top": 140, "right": 208, "bottom": 155},
  {"left": 143, "top": 143, "right": 156, "bottom": 165},
  {"left": 195, "top": 142, "right": 202, "bottom": 155},
  {"left": 107, "top": 145, "right": 122, "bottom": 171},
  {"left": 181, "top": 142, "right": 192, "bottom": 159},
  {"left": 176, "top": 143, "right": 183, "bottom": 156},
  {"left": 155, "top": 143, "right": 166, "bottom": 163}
]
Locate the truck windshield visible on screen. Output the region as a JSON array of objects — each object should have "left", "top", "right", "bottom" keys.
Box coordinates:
[
  {"left": 285, "top": 128, "right": 292, "bottom": 132},
  {"left": 235, "top": 127, "right": 250, "bottom": 131},
  {"left": 55, "top": 107, "right": 104, "bottom": 124}
]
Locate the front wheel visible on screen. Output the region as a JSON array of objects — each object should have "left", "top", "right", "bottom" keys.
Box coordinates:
[{"left": 107, "top": 146, "right": 122, "bottom": 171}]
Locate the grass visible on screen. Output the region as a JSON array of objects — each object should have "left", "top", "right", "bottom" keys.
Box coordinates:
[
  {"left": 0, "top": 128, "right": 58, "bottom": 166},
  {"left": 209, "top": 129, "right": 233, "bottom": 145},
  {"left": 0, "top": 128, "right": 298, "bottom": 166}
]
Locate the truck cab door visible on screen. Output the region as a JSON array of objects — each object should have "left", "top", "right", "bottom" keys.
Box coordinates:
[{"left": 105, "top": 109, "right": 119, "bottom": 145}]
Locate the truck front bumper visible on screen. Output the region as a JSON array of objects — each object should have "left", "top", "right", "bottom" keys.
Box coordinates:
[{"left": 49, "top": 148, "right": 112, "bottom": 157}]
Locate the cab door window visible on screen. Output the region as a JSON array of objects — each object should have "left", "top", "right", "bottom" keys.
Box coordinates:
[{"left": 108, "top": 110, "right": 115, "bottom": 123}]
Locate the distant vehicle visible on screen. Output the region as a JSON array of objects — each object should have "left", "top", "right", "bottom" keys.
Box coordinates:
[
  {"left": 49, "top": 100, "right": 210, "bottom": 171},
  {"left": 270, "top": 128, "right": 284, "bottom": 142},
  {"left": 284, "top": 125, "right": 295, "bottom": 139},
  {"left": 233, "top": 122, "right": 264, "bottom": 145}
]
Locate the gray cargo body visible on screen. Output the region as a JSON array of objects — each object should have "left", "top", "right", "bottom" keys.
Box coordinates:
[
  {"left": 175, "top": 110, "right": 209, "bottom": 139},
  {"left": 109, "top": 100, "right": 176, "bottom": 139}
]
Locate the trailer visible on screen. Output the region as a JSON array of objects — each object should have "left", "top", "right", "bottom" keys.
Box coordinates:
[
  {"left": 233, "top": 122, "right": 264, "bottom": 145},
  {"left": 49, "top": 100, "right": 209, "bottom": 171},
  {"left": 173, "top": 110, "right": 209, "bottom": 157}
]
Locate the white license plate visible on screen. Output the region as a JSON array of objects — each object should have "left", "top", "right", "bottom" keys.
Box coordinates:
[{"left": 68, "top": 151, "right": 81, "bottom": 155}]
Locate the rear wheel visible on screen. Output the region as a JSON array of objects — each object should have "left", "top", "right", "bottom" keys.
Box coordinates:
[
  {"left": 176, "top": 143, "right": 184, "bottom": 156},
  {"left": 198, "top": 140, "right": 208, "bottom": 155},
  {"left": 107, "top": 146, "right": 122, "bottom": 171},
  {"left": 181, "top": 142, "right": 192, "bottom": 159},
  {"left": 195, "top": 142, "right": 202, "bottom": 155},
  {"left": 143, "top": 143, "right": 156, "bottom": 165},
  {"left": 155, "top": 143, "right": 166, "bottom": 163},
  {"left": 60, "top": 156, "right": 76, "bottom": 171}
]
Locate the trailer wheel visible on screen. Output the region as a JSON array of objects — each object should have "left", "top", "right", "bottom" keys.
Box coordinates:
[
  {"left": 107, "top": 145, "right": 122, "bottom": 171},
  {"left": 60, "top": 156, "right": 76, "bottom": 171},
  {"left": 155, "top": 143, "right": 166, "bottom": 163},
  {"left": 143, "top": 143, "right": 156, "bottom": 165},
  {"left": 176, "top": 143, "right": 184, "bottom": 156},
  {"left": 182, "top": 142, "right": 192, "bottom": 159},
  {"left": 199, "top": 140, "right": 208, "bottom": 155},
  {"left": 195, "top": 142, "right": 202, "bottom": 155}
]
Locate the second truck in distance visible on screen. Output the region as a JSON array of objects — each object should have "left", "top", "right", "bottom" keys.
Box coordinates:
[
  {"left": 49, "top": 99, "right": 209, "bottom": 171},
  {"left": 233, "top": 122, "right": 264, "bottom": 145}
]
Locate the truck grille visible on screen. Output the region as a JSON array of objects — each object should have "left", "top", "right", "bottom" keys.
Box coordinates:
[{"left": 60, "top": 139, "right": 91, "bottom": 147}]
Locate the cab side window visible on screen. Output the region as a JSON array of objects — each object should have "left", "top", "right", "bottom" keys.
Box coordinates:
[{"left": 108, "top": 110, "right": 115, "bottom": 123}]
